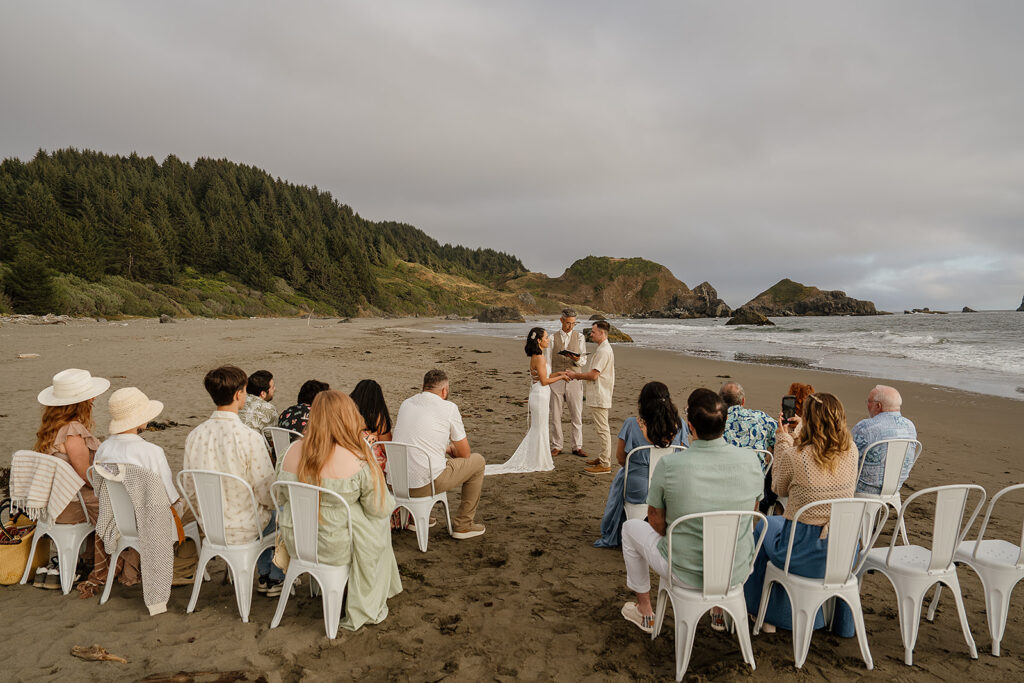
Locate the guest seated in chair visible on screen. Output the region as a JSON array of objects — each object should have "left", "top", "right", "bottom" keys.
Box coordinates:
[
  {"left": 594, "top": 382, "right": 687, "bottom": 549},
  {"left": 276, "top": 390, "right": 402, "bottom": 630},
  {"left": 277, "top": 379, "right": 330, "bottom": 435},
  {"left": 743, "top": 392, "right": 858, "bottom": 635}
]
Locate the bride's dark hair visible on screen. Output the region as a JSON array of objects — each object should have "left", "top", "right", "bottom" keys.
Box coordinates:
[
  {"left": 638, "top": 381, "right": 682, "bottom": 447},
  {"left": 524, "top": 327, "right": 545, "bottom": 356}
]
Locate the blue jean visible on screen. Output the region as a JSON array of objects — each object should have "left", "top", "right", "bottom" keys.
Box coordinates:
[{"left": 257, "top": 511, "right": 284, "bottom": 581}]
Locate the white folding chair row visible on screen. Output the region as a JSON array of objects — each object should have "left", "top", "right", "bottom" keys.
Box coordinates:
[
  {"left": 928, "top": 482, "right": 1024, "bottom": 656},
  {"left": 268, "top": 480, "right": 353, "bottom": 638},
  {"left": 622, "top": 445, "right": 686, "bottom": 522},
  {"left": 855, "top": 438, "right": 922, "bottom": 546},
  {"left": 754, "top": 449, "right": 773, "bottom": 476},
  {"left": 378, "top": 442, "right": 452, "bottom": 552},
  {"left": 14, "top": 450, "right": 94, "bottom": 595},
  {"left": 753, "top": 498, "right": 888, "bottom": 669},
  {"left": 652, "top": 510, "right": 767, "bottom": 681},
  {"left": 177, "top": 469, "right": 276, "bottom": 623}
]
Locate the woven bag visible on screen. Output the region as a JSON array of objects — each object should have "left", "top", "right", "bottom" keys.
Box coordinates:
[{"left": 0, "top": 502, "right": 50, "bottom": 585}]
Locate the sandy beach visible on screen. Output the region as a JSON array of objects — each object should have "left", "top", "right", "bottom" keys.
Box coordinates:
[{"left": 1, "top": 316, "right": 1022, "bottom": 682}]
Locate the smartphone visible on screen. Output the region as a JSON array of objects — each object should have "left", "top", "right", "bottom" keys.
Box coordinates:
[{"left": 781, "top": 395, "right": 797, "bottom": 423}]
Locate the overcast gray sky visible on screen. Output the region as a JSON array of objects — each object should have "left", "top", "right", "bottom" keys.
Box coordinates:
[{"left": 2, "top": 1, "right": 1022, "bottom": 311}]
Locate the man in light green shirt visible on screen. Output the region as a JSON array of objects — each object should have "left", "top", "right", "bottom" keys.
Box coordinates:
[{"left": 620, "top": 388, "right": 763, "bottom": 633}]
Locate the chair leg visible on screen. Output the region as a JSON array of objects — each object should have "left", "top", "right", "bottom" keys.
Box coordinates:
[
  {"left": 19, "top": 530, "right": 46, "bottom": 585},
  {"left": 723, "top": 599, "right": 756, "bottom": 670},
  {"left": 652, "top": 586, "right": 669, "bottom": 639},
  {"left": 56, "top": 537, "right": 81, "bottom": 595},
  {"left": 322, "top": 580, "right": 345, "bottom": 639},
  {"left": 926, "top": 584, "right": 942, "bottom": 621},
  {"left": 99, "top": 544, "right": 124, "bottom": 605},
  {"left": 895, "top": 584, "right": 928, "bottom": 665},
  {"left": 413, "top": 508, "right": 430, "bottom": 552},
  {"left": 752, "top": 578, "right": 774, "bottom": 635},
  {"left": 672, "top": 604, "right": 703, "bottom": 681},
  {"left": 228, "top": 558, "right": 257, "bottom": 623},
  {"left": 975, "top": 572, "right": 1019, "bottom": 657},
  {"left": 441, "top": 497, "right": 453, "bottom": 535},
  {"left": 945, "top": 575, "right": 978, "bottom": 659},
  {"left": 270, "top": 566, "right": 300, "bottom": 629},
  {"left": 789, "top": 591, "right": 821, "bottom": 669},
  {"left": 187, "top": 549, "right": 215, "bottom": 614},
  {"left": 842, "top": 590, "right": 874, "bottom": 670}
]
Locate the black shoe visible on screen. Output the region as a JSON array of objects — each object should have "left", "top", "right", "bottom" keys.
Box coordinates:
[{"left": 256, "top": 574, "right": 270, "bottom": 594}]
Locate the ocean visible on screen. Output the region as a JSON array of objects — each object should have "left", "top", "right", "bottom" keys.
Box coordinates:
[{"left": 434, "top": 311, "right": 1024, "bottom": 400}]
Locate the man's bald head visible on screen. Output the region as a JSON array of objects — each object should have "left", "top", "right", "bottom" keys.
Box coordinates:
[
  {"left": 719, "top": 382, "right": 745, "bottom": 408},
  {"left": 868, "top": 385, "right": 902, "bottom": 416}
]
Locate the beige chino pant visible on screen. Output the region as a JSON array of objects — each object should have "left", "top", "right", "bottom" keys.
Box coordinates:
[
  {"left": 549, "top": 378, "right": 584, "bottom": 451},
  {"left": 409, "top": 453, "right": 485, "bottom": 530},
  {"left": 590, "top": 406, "right": 612, "bottom": 467}
]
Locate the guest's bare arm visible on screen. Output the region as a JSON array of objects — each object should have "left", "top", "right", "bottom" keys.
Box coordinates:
[
  {"left": 648, "top": 507, "right": 667, "bottom": 536},
  {"left": 450, "top": 437, "right": 472, "bottom": 459},
  {"left": 63, "top": 435, "right": 92, "bottom": 483}
]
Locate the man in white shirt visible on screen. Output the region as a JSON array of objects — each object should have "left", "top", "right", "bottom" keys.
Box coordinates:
[
  {"left": 392, "top": 369, "right": 486, "bottom": 539},
  {"left": 182, "top": 366, "right": 283, "bottom": 594},
  {"left": 566, "top": 320, "right": 615, "bottom": 474},
  {"left": 548, "top": 308, "right": 588, "bottom": 458}
]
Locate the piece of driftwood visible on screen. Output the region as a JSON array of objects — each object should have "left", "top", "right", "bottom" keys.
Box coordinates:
[
  {"left": 140, "top": 672, "right": 263, "bottom": 683},
  {"left": 70, "top": 645, "right": 128, "bottom": 663}
]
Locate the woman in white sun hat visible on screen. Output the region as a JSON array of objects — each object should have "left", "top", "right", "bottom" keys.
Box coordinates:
[{"left": 34, "top": 368, "right": 111, "bottom": 524}]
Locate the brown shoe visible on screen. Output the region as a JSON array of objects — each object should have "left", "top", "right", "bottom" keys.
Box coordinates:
[
  {"left": 584, "top": 465, "right": 611, "bottom": 475},
  {"left": 572, "top": 448, "right": 588, "bottom": 458},
  {"left": 585, "top": 458, "right": 602, "bottom": 467},
  {"left": 451, "top": 523, "right": 485, "bottom": 540},
  {"left": 551, "top": 448, "right": 561, "bottom": 457}
]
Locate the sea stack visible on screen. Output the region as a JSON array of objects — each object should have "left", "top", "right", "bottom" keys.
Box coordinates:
[{"left": 1018, "top": 296, "right": 1024, "bottom": 312}]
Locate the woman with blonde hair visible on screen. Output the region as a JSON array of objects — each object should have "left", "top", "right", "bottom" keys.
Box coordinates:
[
  {"left": 744, "top": 392, "right": 859, "bottom": 637},
  {"left": 275, "top": 390, "right": 402, "bottom": 630}
]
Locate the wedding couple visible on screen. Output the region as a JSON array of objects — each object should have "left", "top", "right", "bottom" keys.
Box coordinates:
[{"left": 485, "top": 310, "right": 615, "bottom": 476}]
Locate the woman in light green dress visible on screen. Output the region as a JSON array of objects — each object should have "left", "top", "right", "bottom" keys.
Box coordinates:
[{"left": 275, "top": 390, "right": 402, "bottom": 631}]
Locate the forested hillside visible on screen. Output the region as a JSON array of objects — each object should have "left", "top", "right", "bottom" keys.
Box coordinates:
[{"left": 0, "top": 149, "right": 524, "bottom": 316}]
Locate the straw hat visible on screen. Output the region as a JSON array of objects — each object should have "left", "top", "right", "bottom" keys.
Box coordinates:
[
  {"left": 37, "top": 368, "right": 111, "bottom": 406},
  {"left": 108, "top": 387, "right": 164, "bottom": 434}
]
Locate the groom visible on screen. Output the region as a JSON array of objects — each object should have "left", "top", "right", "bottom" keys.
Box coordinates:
[{"left": 549, "top": 308, "right": 588, "bottom": 458}]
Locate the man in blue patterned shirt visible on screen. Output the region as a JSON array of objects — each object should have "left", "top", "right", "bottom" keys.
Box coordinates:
[
  {"left": 719, "top": 382, "right": 778, "bottom": 513},
  {"left": 852, "top": 385, "right": 918, "bottom": 495}
]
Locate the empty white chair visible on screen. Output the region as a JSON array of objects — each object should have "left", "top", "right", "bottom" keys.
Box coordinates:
[
  {"left": 859, "top": 484, "right": 985, "bottom": 665},
  {"left": 378, "top": 441, "right": 452, "bottom": 552},
  {"left": 268, "top": 480, "right": 352, "bottom": 638},
  {"left": 177, "top": 469, "right": 277, "bottom": 623},
  {"left": 622, "top": 445, "right": 687, "bottom": 521},
  {"left": 929, "top": 483, "right": 1024, "bottom": 656},
  {"left": 14, "top": 450, "right": 93, "bottom": 595},
  {"left": 264, "top": 427, "right": 302, "bottom": 464},
  {"left": 754, "top": 449, "right": 773, "bottom": 475},
  {"left": 856, "top": 438, "right": 922, "bottom": 546},
  {"left": 753, "top": 498, "right": 888, "bottom": 669},
  {"left": 652, "top": 510, "right": 768, "bottom": 681}
]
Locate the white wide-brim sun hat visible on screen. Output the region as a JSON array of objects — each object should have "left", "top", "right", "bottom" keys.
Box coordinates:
[
  {"left": 108, "top": 387, "right": 164, "bottom": 434},
  {"left": 37, "top": 368, "right": 111, "bottom": 407}
]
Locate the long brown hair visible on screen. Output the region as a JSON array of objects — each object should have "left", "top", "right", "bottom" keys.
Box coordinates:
[
  {"left": 796, "top": 393, "right": 853, "bottom": 473},
  {"left": 34, "top": 401, "right": 94, "bottom": 453},
  {"left": 299, "top": 390, "right": 387, "bottom": 507},
  {"left": 788, "top": 382, "right": 815, "bottom": 415}
]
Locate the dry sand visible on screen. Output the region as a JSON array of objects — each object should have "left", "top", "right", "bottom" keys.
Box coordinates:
[{"left": 1, "top": 316, "right": 1022, "bottom": 682}]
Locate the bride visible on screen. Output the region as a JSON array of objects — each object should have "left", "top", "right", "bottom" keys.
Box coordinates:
[{"left": 485, "top": 327, "right": 568, "bottom": 475}]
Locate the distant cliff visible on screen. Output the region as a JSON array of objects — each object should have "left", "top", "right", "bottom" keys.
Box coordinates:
[{"left": 739, "top": 279, "right": 878, "bottom": 316}]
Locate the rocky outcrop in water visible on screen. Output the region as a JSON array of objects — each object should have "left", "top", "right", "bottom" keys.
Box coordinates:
[
  {"left": 725, "top": 307, "right": 775, "bottom": 326},
  {"left": 583, "top": 322, "right": 633, "bottom": 343},
  {"left": 637, "top": 281, "right": 732, "bottom": 319},
  {"left": 962, "top": 307, "right": 976, "bottom": 313},
  {"left": 739, "top": 279, "right": 878, "bottom": 317},
  {"left": 476, "top": 306, "right": 524, "bottom": 323}
]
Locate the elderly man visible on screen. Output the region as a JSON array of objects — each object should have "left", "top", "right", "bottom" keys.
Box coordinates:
[
  {"left": 719, "top": 382, "right": 778, "bottom": 513},
  {"left": 852, "top": 385, "right": 918, "bottom": 495},
  {"left": 566, "top": 320, "right": 615, "bottom": 474},
  {"left": 548, "top": 308, "right": 588, "bottom": 458}
]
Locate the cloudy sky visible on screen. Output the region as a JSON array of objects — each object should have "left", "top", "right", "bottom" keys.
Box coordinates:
[{"left": 2, "top": 1, "right": 1022, "bottom": 311}]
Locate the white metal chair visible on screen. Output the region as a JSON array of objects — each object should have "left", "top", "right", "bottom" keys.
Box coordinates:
[
  {"left": 268, "top": 481, "right": 352, "bottom": 638},
  {"left": 176, "top": 469, "right": 277, "bottom": 623},
  {"left": 859, "top": 483, "right": 985, "bottom": 665},
  {"left": 929, "top": 483, "right": 1024, "bottom": 656},
  {"left": 622, "top": 445, "right": 687, "bottom": 521},
  {"left": 378, "top": 441, "right": 452, "bottom": 552},
  {"left": 85, "top": 465, "right": 148, "bottom": 606},
  {"left": 13, "top": 450, "right": 93, "bottom": 595},
  {"left": 856, "top": 438, "right": 922, "bottom": 546},
  {"left": 754, "top": 449, "right": 773, "bottom": 475},
  {"left": 264, "top": 427, "right": 302, "bottom": 464},
  {"left": 753, "top": 498, "right": 888, "bottom": 669},
  {"left": 652, "top": 510, "right": 768, "bottom": 681}
]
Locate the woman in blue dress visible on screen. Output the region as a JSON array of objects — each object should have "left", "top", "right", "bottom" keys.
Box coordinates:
[{"left": 594, "top": 381, "right": 688, "bottom": 548}]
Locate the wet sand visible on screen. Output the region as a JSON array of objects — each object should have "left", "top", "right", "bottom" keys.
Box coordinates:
[{"left": 1, "top": 316, "right": 1022, "bottom": 681}]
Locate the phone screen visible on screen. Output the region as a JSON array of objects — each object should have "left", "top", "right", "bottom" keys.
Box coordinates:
[{"left": 781, "top": 395, "right": 797, "bottom": 421}]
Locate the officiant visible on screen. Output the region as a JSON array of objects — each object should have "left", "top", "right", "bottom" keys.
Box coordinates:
[{"left": 548, "top": 308, "right": 588, "bottom": 458}]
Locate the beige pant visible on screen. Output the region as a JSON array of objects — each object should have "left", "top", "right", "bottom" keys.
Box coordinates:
[
  {"left": 409, "top": 453, "right": 485, "bottom": 530},
  {"left": 549, "top": 378, "right": 584, "bottom": 451},
  {"left": 591, "top": 406, "right": 611, "bottom": 467}
]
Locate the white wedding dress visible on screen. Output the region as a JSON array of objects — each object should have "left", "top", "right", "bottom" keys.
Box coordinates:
[{"left": 485, "top": 362, "right": 554, "bottom": 475}]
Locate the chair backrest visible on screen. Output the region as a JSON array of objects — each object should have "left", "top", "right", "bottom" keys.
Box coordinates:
[
  {"left": 264, "top": 427, "right": 302, "bottom": 462},
  {"left": 622, "top": 445, "right": 687, "bottom": 501},
  {"left": 755, "top": 449, "right": 773, "bottom": 475},
  {"left": 970, "top": 483, "right": 1024, "bottom": 569},
  {"left": 176, "top": 469, "right": 265, "bottom": 546},
  {"left": 377, "top": 441, "right": 432, "bottom": 498},
  {"left": 858, "top": 439, "right": 922, "bottom": 496},
  {"left": 885, "top": 484, "right": 986, "bottom": 573},
  {"left": 10, "top": 450, "right": 88, "bottom": 524},
  {"left": 270, "top": 480, "right": 352, "bottom": 566},
  {"left": 788, "top": 497, "right": 888, "bottom": 586},
  {"left": 665, "top": 510, "right": 768, "bottom": 598},
  {"left": 87, "top": 465, "right": 138, "bottom": 537}
]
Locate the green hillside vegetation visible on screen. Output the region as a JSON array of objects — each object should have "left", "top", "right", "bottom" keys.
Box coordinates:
[
  {"left": 754, "top": 278, "right": 820, "bottom": 303},
  {"left": 0, "top": 148, "right": 524, "bottom": 316}
]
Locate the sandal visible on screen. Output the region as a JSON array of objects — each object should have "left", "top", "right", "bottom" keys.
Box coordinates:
[
  {"left": 710, "top": 608, "right": 727, "bottom": 632},
  {"left": 621, "top": 602, "right": 654, "bottom": 634}
]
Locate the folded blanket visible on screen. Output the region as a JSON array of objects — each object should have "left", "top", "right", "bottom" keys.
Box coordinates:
[{"left": 9, "top": 450, "right": 85, "bottom": 522}]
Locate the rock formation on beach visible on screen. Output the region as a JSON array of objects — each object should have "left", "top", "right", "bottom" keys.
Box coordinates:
[
  {"left": 635, "top": 281, "right": 732, "bottom": 319},
  {"left": 725, "top": 307, "right": 775, "bottom": 326},
  {"left": 738, "top": 279, "right": 878, "bottom": 317},
  {"left": 962, "top": 307, "right": 976, "bottom": 313},
  {"left": 582, "top": 322, "right": 633, "bottom": 343},
  {"left": 476, "top": 306, "right": 525, "bottom": 323}
]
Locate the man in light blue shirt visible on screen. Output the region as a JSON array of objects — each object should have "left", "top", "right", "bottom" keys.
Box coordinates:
[{"left": 852, "top": 385, "right": 918, "bottom": 495}]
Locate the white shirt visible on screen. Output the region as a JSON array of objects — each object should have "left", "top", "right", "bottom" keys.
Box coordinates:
[
  {"left": 95, "top": 433, "right": 179, "bottom": 505},
  {"left": 586, "top": 340, "right": 615, "bottom": 408},
  {"left": 392, "top": 392, "right": 467, "bottom": 488},
  {"left": 182, "top": 411, "right": 275, "bottom": 544}
]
